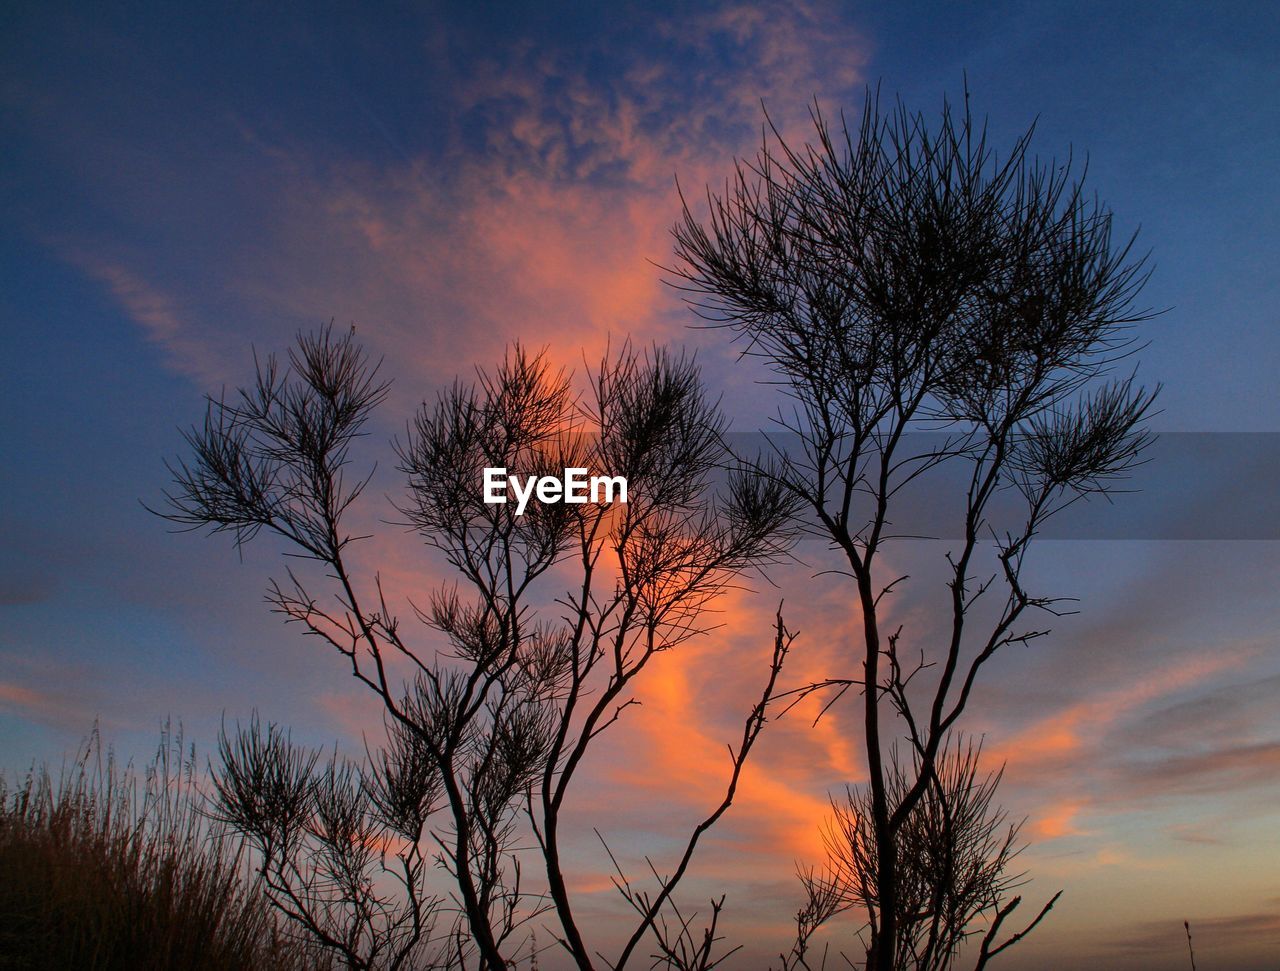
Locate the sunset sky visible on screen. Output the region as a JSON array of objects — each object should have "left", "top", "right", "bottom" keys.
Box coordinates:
[{"left": 3, "top": 2, "right": 1279, "bottom": 968}]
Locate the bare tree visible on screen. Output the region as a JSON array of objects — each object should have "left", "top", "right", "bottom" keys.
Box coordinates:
[
  {"left": 161, "top": 328, "right": 798, "bottom": 970},
  {"left": 670, "top": 89, "right": 1157, "bottom": 970}
]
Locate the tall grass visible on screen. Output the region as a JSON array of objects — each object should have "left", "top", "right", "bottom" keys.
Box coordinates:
[{"left": 0, "top": 723, "right": 325, "bottom": 971}]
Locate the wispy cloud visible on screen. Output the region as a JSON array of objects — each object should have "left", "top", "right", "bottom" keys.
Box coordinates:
[
  {"left": 1113, "top": 911, "right": 1280, "bottom": 955},
  {"left": 35, "top": 2, "right": 870, "bottom": 406},
  {"left": 0, "top": 653, "right": 108, "bottom": 730},
  {"left": 53, "top": 246, "right": 233, "bottom": 386}
]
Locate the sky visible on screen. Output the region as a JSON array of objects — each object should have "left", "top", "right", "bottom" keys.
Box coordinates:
[{"left": 2, "top": 1, "right": 1279, "bottom": 968}]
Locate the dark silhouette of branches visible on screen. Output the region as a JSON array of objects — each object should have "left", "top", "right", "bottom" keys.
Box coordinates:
[
  {"left": 209, "top": 715, "right": 451, "bottom": 969},
  {"left": 161, "top": 326, "right": 799, "bottom": 970},
  {"left": 794, "top": 737, "right": 1059, "bottom": 971},
  {"left": 604, "top": 611, "right": 796, "bottom": 971},
  {"left": 670, "top": 87, "right": 1157, "bottom": 970}
]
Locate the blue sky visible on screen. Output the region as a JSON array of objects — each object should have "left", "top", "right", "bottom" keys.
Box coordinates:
[{"left": 3, "top": 2, "right": 1279, "bottom": 967}]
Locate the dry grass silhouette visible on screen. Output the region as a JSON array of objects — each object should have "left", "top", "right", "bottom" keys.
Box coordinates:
[{"left": 0, "top": 724, "right": 327, "bottom": 971}]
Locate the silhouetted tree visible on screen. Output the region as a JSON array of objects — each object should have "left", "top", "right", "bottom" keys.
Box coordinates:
[
  {"left": 815, "top": 738, "right": 1059, "bottom": 971},
  {"left": 209, "top": 715, "right": 447, "bottom": 969},
  {"left": 162, "top": 329, "right": 798, "bottom": 970},
  {"left": 772, "top": 739, "right": 1049, "bottom": 971},
  {"left": 671, "top": 89, "right": 1156, "bottom": 970}
]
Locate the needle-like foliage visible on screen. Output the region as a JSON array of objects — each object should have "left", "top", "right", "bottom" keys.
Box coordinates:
[
  {"left": 671, "top": 88, "right": 1157, "bottom": 970},
  {"left": 161, "top": 328, "right": 799, "bottom": 970}
]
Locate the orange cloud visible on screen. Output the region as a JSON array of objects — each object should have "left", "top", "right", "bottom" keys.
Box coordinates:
[
  {"left": 988, "top": 645, "right": 1254, "bottom": 771},
  {"left": 1032, "top": 799, "right": 1085, "bottom": 839},
  {"left": 585, "top": 578, "right": 875, "bottom": 870},
  {"left": 57, "top": 2, "right": 871, "bottom": 408},
  {"left": 0, "top": 679, "right": 131, "bottom": 738},
  {"left": 0, "top": 680, "right": 66, "bottom": 718}
]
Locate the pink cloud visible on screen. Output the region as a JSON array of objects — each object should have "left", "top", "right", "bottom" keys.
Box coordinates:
[
  {"left": 989, "top": 644, "right": 1253, "bottom": 767},
  {"left": 54, "top": 248, "right": 234, "bottom": 387},
  {"left": 52, "top": 2, "right": 871, "bottom": 409}
]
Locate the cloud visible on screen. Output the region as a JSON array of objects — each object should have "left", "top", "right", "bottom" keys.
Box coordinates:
[
  {"left": 987, "top": 645, "right": 1252, "bottom": 773},
  {"left": 1113, "top": 740, "right": 1280, "bottom": 799},
  {"left": 52, "top": 246, "right": 236, "bottom": 387},
  {"left": 1032, "top": 800, "right": 1086, "bottom": 839},
  {"left": 1115, "top": 671, "right": 1280, "bottom": 751},
  {"left": 35, "top": 1, "right": 871, "bottom": 413},
  {"left": 1165, "top": 823, "right": 1225, "bottom": 846},
  {"left": 0, "top": 653, "right": 105, "bottom": 730},
  {"left": 1113, "top": 912, "right": 1280, "bottom": 955}
]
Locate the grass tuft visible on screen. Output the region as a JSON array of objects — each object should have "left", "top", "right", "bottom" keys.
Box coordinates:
[{"left": 0, "top": 723, "right": 325, "bottom": 971}]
